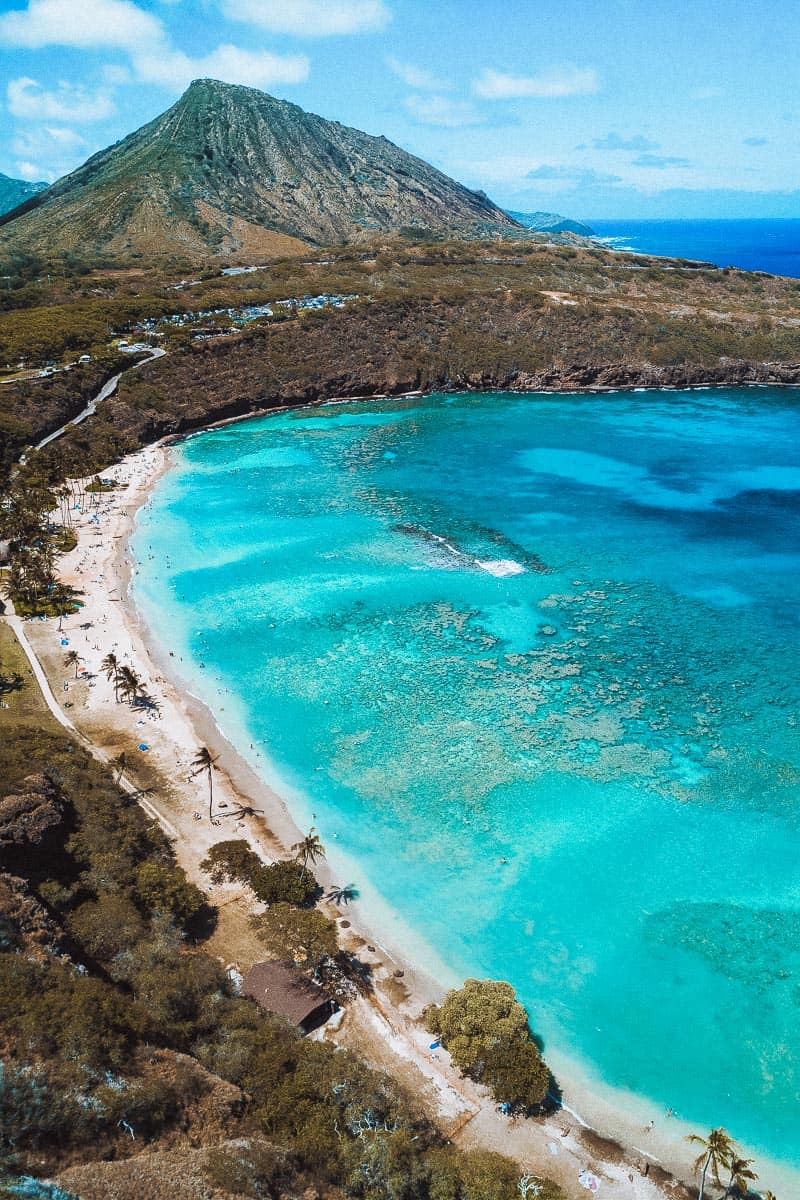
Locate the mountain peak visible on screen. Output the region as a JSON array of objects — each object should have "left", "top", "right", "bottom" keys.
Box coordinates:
[{"left": 0, "top": 81, "right": 519, "bottom": 257}]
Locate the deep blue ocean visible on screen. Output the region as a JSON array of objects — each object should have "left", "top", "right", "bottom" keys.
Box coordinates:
[
  {"left": 133, "top": 388, "right": 800, "bottom": 1179},
  {"left": 589, "top": 218, "right": 800, "bottom": 278}
]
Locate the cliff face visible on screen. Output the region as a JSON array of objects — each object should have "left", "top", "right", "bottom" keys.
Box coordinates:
[{"left": 0, "top": 79, "right": 520, "bottom": 257}]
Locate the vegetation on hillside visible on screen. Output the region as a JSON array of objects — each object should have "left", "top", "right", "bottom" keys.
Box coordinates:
[
  {"left": 3, "top": 236, "right": 800, "bottom": 496},
  {"left": 0, "top": 621, "right": 564, "bottom": 1198}
]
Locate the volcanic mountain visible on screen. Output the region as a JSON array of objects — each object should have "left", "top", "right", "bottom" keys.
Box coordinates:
[{"left": 0, "top": 78, "right": 520, "bottom": 258}]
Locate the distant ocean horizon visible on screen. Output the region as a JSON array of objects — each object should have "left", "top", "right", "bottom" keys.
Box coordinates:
[{"left": 588, "top": 218, "right": 800, "bottom": 279}]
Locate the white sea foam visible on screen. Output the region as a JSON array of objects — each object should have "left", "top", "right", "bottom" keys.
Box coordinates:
[{"left": 475, "top": 558, "right": 525, "bottom": 577}]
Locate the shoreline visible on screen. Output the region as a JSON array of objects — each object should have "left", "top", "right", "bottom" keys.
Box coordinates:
[{"left": 16, "top": 432, "right": 796, "bottom": 1200}]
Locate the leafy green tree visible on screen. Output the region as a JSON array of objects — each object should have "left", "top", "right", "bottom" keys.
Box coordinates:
[
  {"left": 426, "top": 979, "right": 549, "bottom": 1109},
  {"left": 250, "top": 902, "right": 338, "bottom": 969},
  {"left": 425, "top": 1148, "right": 562, "bottom": 1200},
  {"left": 252, "top": 858, "right": 319, "bottom": 906},
  {"left": 66, "top": 893, "right": 146, "bottom": 962},
  {"left": 133, "top": 860, "right": 205, "bottom": 927},
  {"left": 201, "top": 838, "right": 263, "bottom": 885},
  {"left": 483, "top": 1035, "right": 550, "bottom": 1111}
]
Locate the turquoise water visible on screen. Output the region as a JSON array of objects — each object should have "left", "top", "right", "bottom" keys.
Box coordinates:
[{"left": 133, "top": 389, "right": 800, "bottom": 1165}]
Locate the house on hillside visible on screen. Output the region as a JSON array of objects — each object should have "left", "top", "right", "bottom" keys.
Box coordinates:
[{"left": 241, "top": 961, "right": 337, "bottom": 1034}]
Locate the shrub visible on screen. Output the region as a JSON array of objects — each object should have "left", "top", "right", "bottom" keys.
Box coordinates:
[
  {"left": 204, "top": 1141, "right": 294, "bottom": 1198},
  {"left": 133, "top": 860, "right": 205, "bottom": 927},
  {"left": 201, "top": 840, "right": 318, "bottom": 905},
  {"left": 250, "top": 859, "right": 318, "bottom": 906},
  {"left": 66, "top": 894, "right": 145, "bottom": 962}
]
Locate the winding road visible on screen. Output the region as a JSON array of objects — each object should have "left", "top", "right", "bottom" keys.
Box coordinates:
[{"left": 26, "top": 346, "right": 166, "bottom": 458}]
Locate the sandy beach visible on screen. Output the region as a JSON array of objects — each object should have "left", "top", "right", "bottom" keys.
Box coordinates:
[{"left": 17, "top": 438, "right": 792, "bottom": 1200}]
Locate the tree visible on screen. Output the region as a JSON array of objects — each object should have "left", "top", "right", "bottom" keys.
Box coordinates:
[
  {"left": 200, "top": 840, "right": 318, "bottom": 905},
  {"left": 250, "top": 902, "right": 338, "bottom": 969},
  {"left": 426, "top": 979, "right": 549, "bottom": 1110},
  {"left": 686, "top": 1129, "right": 735, "bottom": 1200},
  {"left": 63, "top": 649, "right": 80, "bottom": 678},
  {"left": 191, "top": 746, "right": 218, "bottom": 820},
  {"left": 291, "top": 827, "right": 325, "bottom": 879},
  {"left": 117, "top": 664, "right": 143, "bottom": 707},
  {"left": 722, "top": 1155, "right": 757, "bottom": 1198},
  {"left": 101, "top": 652, "right": 120, "bottom": 701}
]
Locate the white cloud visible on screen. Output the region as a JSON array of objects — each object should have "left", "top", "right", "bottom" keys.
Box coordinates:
[
  {"left": 386, "top": 56, "right": 447, "bottom": 91},
  {"left": 132, "top": 44, "right": 309, "bottom": 90},
  {"left": 42, "top": 126, "right": 86, "bottom": 147},
  {"left": 222, "top": 0, "right": 389, "bottom": 36},
  {"left": 403, "top": 94, "right": 483, "bottom": 128},
  {"left": 16, "top": 159, "right": 48, "bottom": 181},
  {"left": 474, "top": 65, "right": 598, "bottom": 100},
  {"left": 7, "top": 77, "right": 116, "bottom": 121},
  {"left": 0, "top": 0, "right": 162, "bottom": 49},
  {"left": 0, "top": 1, "right": 309, "bottom": 95},
  {"left": 12, "top": 124, "right": 88, "bottom": 180},
  {"left": 102, "top": 63, "right": 133, "bottom": 85},
  {"left": 453, "top": 155, "right": 547, "bottom": 185}
]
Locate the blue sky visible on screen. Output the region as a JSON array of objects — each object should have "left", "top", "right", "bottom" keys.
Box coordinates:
[{"left": 0, "top": 0, "right": 798, "bottom": 219}]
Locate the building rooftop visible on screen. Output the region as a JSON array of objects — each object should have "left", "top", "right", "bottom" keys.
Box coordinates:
[{"left": 241, "top": 961, "right": 334, "bottom": 1030}]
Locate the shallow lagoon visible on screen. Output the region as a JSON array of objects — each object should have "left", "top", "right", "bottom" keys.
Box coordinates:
[{"left": 133, "top": 389, "right": 800, "bottom": 1164}]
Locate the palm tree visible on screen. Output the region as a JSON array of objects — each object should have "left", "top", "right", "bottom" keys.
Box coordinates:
[
  {"left": 722, "top": 1155, "right": 757, "bottom": 1198},
  {"left": 292, "top": 827, "right": 325, "bottom": 879},
  {"left": 686, "top": 1129, "right": 734, "bottom": 1200},
  {"left": 101, "top": 652, "right": 120, "bottom": 701},
  {"left": 117, "top": 665, "right": 143, "bottom": 706},
  {"left": 191, "top": 746, "right": 218, "bottom": 820},
  {"left": 326, "top": 883, "right": 358, "bottom": 905},
  {"left": 64, "top": 649, "right": 80, "bottom": 678}
]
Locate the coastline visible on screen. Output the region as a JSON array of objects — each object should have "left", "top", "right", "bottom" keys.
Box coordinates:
[{"left": 17, "top": 436, "right": 796, "bottom": 1200}]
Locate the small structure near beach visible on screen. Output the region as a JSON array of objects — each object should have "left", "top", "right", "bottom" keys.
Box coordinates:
[{"left": 242, "top": 961, "right": 337, "bottom": 1034}]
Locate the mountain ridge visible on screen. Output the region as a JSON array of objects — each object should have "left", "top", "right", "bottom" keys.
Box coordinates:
[
  {"left": 508, "top": 210, "right": 594, "bottom": 237},
  {"left": 0, "top": 172, "right": 46, "bottom": 219},
  {"left": 0, "top": 78, "right": 521, "bottom": 258}
]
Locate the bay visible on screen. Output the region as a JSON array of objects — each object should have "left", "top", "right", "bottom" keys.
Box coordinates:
[{"left": 133, "top": 388, "right": 800, "bottom": 1167}]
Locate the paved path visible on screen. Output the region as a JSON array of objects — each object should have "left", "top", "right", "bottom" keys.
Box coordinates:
[
  {"left": 4, "top": 609, "right": 179, "bottom": 840},
  {"left": 29, "top": 347, "right": 166, "bottom": 456}
]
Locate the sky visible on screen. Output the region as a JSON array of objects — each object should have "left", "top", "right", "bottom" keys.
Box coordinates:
[{"left": 0, "top": 0, "right": 799, "bottom": 220}]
